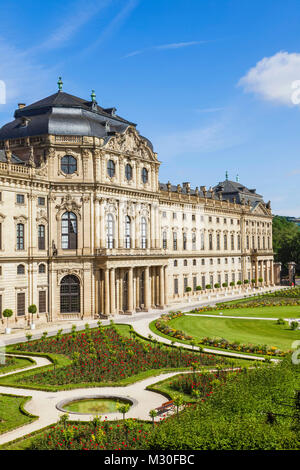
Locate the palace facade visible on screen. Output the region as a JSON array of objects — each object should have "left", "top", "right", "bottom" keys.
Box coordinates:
[{"left": 0, "top": 86, "right": 274, "bottom": 323}]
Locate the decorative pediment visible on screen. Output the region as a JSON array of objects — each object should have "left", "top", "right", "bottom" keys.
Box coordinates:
[
  {"left": 251, "top": 202, "right": 271, "bottom": 216},
  {"left": 55, "top": 194, "right": 82, "bottom": 218},
  {"left": 105, "top": 127, "right": 155, "bottom": 161}
]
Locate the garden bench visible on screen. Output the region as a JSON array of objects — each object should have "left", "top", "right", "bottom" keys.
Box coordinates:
[{"left": 155, "top": 400, "right": 174, "bottom": 415}]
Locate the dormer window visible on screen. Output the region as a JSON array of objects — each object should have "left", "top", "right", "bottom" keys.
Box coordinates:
[{"left": 61, "top": 155, "right": 77, "bottom": 175}]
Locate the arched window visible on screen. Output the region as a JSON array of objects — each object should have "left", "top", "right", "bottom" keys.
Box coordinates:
[
  {"left": 38, "top": 224, "right": 45, "bottom": 250},
  {"left": 125, "top": 164, "right": 132, "bottom": 181},
  {"left": 183, "top": 232, "right": 187, "bottom": 250},
  {"left": 107, "top": 160, "right": 115, "bottom": 178},
  {"left": 61, "top": 212, "right": 77, "bottom": 249},
  {"left": 38, "top": 263, "right": 46, "bottom": 274},
  {"left": 201, "top": 233, "right": 204, "bottom": 250},
  {"left": 125, "top": 216, "right": 131, "bottom": 248},
  {"left": 60, "top": 275, "right": 80, "bottom": 313},
  {"left": 162, "top": 231, "right": 167, "bottom": 249},
  {"left": 192, "top": 233, "right": 196, "bottom": 250},
  {"left": 141, "top": 167, "right": 148, "bottom": 184},
  {"left": 107, "top": 214, "right": 114, "bottom": 249},
  {"left": 237, "top": 234, "right": 241, "bottom": 250},
  {"left": 216, "top": 233, "right": 220, "bottom": 250},
  {"left": 17, "top": 223, "right": 24, "bottom": 250},
  {"left": 17, "top": 264, "right": 25, "bottom": 275},
  {"left": 61, "top": 155, "right": 77, "bottom": 175},
  {"left": 209, "top": 233, "right": 213, "bottom": 250},
  {"left": 224, "top": 234, "right": 228, "bottom": 250},
  {"left": 173, "top": 232, "right": 177, "bottom": 250},
  {"left": 141, "top": 217, "right": 147, "bottom": 249}
]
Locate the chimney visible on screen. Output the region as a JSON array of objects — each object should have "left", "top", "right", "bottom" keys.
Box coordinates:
[{"left": 18, "top": 103, "right": 26, "bottom": 109}]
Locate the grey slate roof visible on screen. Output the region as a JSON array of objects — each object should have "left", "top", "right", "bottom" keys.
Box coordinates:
[
  {"left": 0, "top": 91, "right": 148, "bottom": 144},
  {"left": 160, "top": 179, "right": 266, "bottom": 207}
]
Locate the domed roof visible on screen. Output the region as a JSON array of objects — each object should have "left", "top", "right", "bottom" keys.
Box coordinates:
[{"left": 0, "top": 91, "right": 137, "bottom": 141}]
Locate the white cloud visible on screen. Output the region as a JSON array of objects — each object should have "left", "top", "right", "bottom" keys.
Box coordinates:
[
  {"left": 123, "top": 40, "right": 210, "bottom": 58},
  {"left": 238, "top": 51, "right": 300, "bottom": 106},
  {"left": 154, "top": 120, "right": 243, "bottom": 160},
  {"left": 34, "top": 0, "right": 112, "bottom": 51}
]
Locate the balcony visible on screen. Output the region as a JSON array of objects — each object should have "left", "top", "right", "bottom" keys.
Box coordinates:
[{"left": 95, "top": 248, "right": 166, "bottom": 257}]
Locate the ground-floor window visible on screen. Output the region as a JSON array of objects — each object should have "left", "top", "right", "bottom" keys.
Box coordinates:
[
  {"left": 60, "top": 275, "right": 80, "bottom": 313},
  {"left": 17, "top": 292, "right": 25, "bottom": 316},
  {"left": 39, "top": 290, "right": 46, "bottom": 313},
  {"left": 174, "top": 278, "right": 178, "bottom": 294},
  {"left": 193, "top": 276, "right": 197, "bottom": 291}
]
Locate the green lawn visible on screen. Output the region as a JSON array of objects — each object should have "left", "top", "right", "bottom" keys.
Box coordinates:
[
  {"left": 194, "top": 305, "right": 300, "bottom": 318},
  {"left": 0, "top": 394, "right": 36, "bottom": 435},
  {"left": 169, "top": 316, "right": 300, "bottom": 350},
  {"left": 0, "top": 356, "right": 35, "bottom": 375}
]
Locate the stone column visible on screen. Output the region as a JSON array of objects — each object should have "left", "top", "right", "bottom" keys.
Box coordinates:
[
  {"left": 118, "top": 200, "right": 124, "bottom": 249},
  {"left": 94, "top": 198, "right": 100, "bottom": 249},
  {"left": 144, "top": 266, "right": 151, "bottom": 311},
  {"left": 159, "top": 265, "right": 165, "bottom": 308},
  {"left": 109, "top": 268, "right": 115, "bottom": 315},
  {"left": 270, "top": 260, "right": 274, "bottom": 285},
  {"left": 136, "top": 268, "right": 140, "bottom": 309},
  {"left": 100, "top": 199, "right": 106, "bottom": 248},
  {"left": 255, "top": 258, "right": 258, "bottom": 287},
  {"left": 104, "top": 268, "right": 110, "bottom": 316},
  {"left": 164, "top": 265, "right": 169, "bottom": 305},
  {"left": 128, "top": 267, "right": 133, "bottom": 312}
]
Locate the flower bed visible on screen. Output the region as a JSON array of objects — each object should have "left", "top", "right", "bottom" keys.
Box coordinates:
[
  {"left": 14, "top": 325, "right": 227, "bottom": 386},
  {"left": 154, "top": 313, "right": 288, "bottom": 356},
  {"left": 170, "top": 369, "right": 241, "bottom": 397},
  {"left": 27, "top": 418, "right": 153, "bottom": 450}
]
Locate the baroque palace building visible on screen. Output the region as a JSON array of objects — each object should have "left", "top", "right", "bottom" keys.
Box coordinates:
[{"left": 0, "top": 82, "right": 274, "bottom": 322}]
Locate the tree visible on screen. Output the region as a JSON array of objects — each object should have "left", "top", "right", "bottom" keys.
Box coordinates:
[
  {"left": 149, "top": 409, "right": 158, "bottom": 427},
  {"left": 117, "top": 402, "right": 130, "bottom": 420},
  {"left": 28, "top": 304, "right": 37, "bottom": 324},
  {"left": 272, "top": 216, "right": 300, "bottom": 274},
  {"left": 2, "top": 309, "right": 13, "bottom": 328}
]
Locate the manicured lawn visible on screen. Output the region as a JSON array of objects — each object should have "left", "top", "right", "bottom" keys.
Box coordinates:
[
  {"left": 168, "top": 316, "right": 300, "bottom": 350},
  {"left": 194, "top": 305, "right": 300, "bottom": 318},
  {"left": 0, "top": 394, "right": 36, "bottom": 435},
  {"left": 0, "top": 356, "right": 35, "bottom": 375}
]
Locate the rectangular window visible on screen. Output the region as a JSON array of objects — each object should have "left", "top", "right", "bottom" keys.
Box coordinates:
[
  {"left": 38, "top": 225, "right": 45, "bottom": 250},
  {"left": 218, "top": 274, "right": 221, "bottom": 284},
  {"left": 38, "top": 197, "right": 45, "bottom": 206},
  {"left": 193, "top": 276, "right": 197, "bottom": 291},
  {"left": 174, "top": 278, "right": 178, "bottom": 294},
  {"left": 173, "top": 213, "right": 177, "bottom": 219},
  {"left": 17, "top": 223, "right": 24, "bottom": 250},
  {"left": 173, "top": 232, "right": 177, "bottom": 250},
  {"left": 201, "top": 275, "right": 206, "bottom": 290},
  {"left": 192, "top": 214, "right": 196, "bottom": 221},
  {"left": 225, "top": 273, "right": 228, "bottom": 284},
  {"left": 184, "top": 277, "right": 188, "bottom": 292},
  {"left": 17, "top": 292, "right": 25, "bottom": 316},
  {"left": 182, "top": 213, "right": 186, "bottom": 220},
  {"left": 16, "top": 194, "right": 25, "bottom": 204},
  {"left": 39, "top": 291, "right": 46, "bottom": 313},
  {"left": 183, "top": 233, "right": 187, "bottom": 250},
  {"left": 201, "top": 259, "right": 205, "bottom": 265}
]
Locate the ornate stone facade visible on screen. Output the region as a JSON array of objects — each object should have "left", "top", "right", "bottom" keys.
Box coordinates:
[{"left": 0, "top": 90, "right": 274, "bottom": 322}]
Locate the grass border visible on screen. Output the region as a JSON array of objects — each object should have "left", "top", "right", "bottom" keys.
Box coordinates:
[{"left": 0, "top": 393, "right": 38, "bottom": 437}]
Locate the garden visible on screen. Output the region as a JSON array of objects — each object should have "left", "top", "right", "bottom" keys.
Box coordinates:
[{"left": 2, "top": 323, "right": 229, "bottom": 390}]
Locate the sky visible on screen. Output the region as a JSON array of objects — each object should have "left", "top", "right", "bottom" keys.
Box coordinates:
[{"left": 0, "top": 0, "right": 299, "bottom": 216}]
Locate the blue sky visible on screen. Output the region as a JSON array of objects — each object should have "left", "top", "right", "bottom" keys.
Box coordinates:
[{"left": 0, "top": 0, "right": 300, "bottom": 216}]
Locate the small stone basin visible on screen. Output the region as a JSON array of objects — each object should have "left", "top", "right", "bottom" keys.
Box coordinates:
[{"left": 56, "top": 395, "right": 135, "bottom": 415}]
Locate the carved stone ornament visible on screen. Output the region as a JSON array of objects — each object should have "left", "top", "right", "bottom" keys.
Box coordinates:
[
  {"left": 57, "top": 269, "right": 82, "bottom": 285},
  {"left": 55, "top": 194, "right": 82, "bottom": 218},
  {"left": 106, "top": 127, "right": 153, "bottom": 160}
]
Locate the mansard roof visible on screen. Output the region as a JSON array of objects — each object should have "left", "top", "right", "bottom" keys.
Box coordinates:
[
  {"left": 0, "top": 149, "right": 25, "bottom": 164},
  {"left": 0, "top": 91, "right": 140, "bottom": 142},
  {"left": 213, "top": 179, "right": 264, "bottom": 206}
]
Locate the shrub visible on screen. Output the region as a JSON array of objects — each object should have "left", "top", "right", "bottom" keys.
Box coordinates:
[
  {"left": 214, "top": 283, "right": 220, "bottom": 289},
  {"left": 186, "top": 287, "right": 192, "bottom": 292},
  {"left": 244, "top": 280, "right": 249, "bottom": 284},
  {"left": 196, "top": 286, "right": 202, "bottom": 291},
  {"left": 230, "top": 282, "right": 235, "bottom": 287},
  {"left": 276, "top": 318, "right": 285, "bottom": 325},
  {"left": 206, "top": 284, "right": 211, "bottom": 290},
  {"left": 237, "top": 281, "right": 242, "bottom": 285},
  {"left": 222, "top": 283, "right": 228, "bottom": 288},
  {"left": 290, "top": 321, "right": 299, "bottom": 330},
  {"left": 2, "top": 309, "right": 13, "bottom": 327}
]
